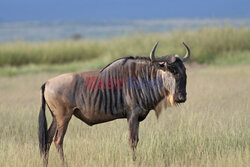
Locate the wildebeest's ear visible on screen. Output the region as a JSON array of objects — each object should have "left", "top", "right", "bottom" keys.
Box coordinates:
[{"left": 166, "top": 55, "right": 176, "bottom": 64}]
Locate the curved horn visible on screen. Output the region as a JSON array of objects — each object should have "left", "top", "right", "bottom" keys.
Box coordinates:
[
  {"left": 175, "top": 42, "right": 191, "bottom": 62},
  {"left": 182, "top": 42, "right": 190, "bottom": 62},
  {"left": 150, "top": 41, "right": 159, "bottom": 62}
]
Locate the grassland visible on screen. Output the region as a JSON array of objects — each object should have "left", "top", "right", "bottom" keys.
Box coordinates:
[
  {"left": 0, "top": 65, "right": 249, "bottom": 167},
  {"left": 0, "top": 26, "right": 249, "bottom": 166},
  {"left": 0, "top": 27, "right": 250, "bottom": 76}
]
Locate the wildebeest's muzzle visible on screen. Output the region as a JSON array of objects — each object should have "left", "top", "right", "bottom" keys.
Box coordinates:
[{"left": 174, "top": 92, "right": 186, "bottom": 103}]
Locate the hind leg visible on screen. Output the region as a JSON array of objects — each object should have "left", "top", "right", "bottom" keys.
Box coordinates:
[
  {"left": 53, "top": 116, "right": 71, "bottom": 166},
  {"left": 43, "top": 117, "right": 57, "bottom": 167}
]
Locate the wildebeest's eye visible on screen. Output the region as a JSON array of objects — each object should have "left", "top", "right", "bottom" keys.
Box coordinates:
[
  {"left": 172, "top": 69, "right": 178, "bottom": 74},
  {"left": 168, "top": 66, "right": 178, "bottom": 74}
]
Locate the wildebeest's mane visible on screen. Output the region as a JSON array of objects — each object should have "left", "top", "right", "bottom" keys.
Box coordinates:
[{"left": 100, "top": 56, "right": 151, "bottom": 72}]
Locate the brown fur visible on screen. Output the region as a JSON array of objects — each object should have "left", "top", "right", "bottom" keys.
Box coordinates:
[{"left": 38, "top": 43, "right": 190, "bottom": 166}]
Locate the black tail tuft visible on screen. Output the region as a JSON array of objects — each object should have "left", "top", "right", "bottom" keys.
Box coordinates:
[{"left": 38, "top": 83, "right": 48, "bottom": 156}]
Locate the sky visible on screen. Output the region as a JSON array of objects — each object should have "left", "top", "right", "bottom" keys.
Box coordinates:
[{"left": 0, "top": 0, "right": 249, "bottom": 21}]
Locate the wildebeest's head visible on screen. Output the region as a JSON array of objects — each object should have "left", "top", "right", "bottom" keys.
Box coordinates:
[{"left": 149, "top": 41, "right": 190, "bottom": 104}]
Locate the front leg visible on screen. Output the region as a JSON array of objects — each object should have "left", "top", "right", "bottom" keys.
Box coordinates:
[{"left": 128, "top": 113, "right": 139, "bottom": 161}]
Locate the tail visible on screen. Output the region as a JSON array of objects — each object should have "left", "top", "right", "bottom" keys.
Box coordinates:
[{"left": 38, "top": 83, "right": 48, "bottom": 156}]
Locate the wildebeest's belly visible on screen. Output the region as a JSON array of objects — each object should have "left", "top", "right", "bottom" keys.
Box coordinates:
[{"left": 73, "top": 107, "right": 125, "bottom": 126}]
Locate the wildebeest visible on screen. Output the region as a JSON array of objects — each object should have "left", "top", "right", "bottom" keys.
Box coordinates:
[{"left": 39, "top": 41, "right": 190, "bottom": 166}]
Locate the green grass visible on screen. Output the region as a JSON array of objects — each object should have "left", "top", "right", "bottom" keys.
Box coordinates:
[
  {"left": 0, "top": 27, "right": 249, "bottom": 68},
  {"left": 0, "top": 65, "right": 249, "bottom": 166},
  {"left": 0, "top": 40, "right": 105, "bottom": 66},
  {"left": 0, "top": 27, "right": 250, "bottom": 77}
]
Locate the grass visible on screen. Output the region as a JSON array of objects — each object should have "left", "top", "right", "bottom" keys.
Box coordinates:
[
  {"left": 0, "top": 27, "right": 249, "bottom": 69},
  {"left": 0, "top": 40, "right": 105, "bottom": 66},
  {"left": 0, "top": 26, "right": 249, "bottom": 166},
  {"left": 0, "top": 65, "right": 249, "bottom": 167},
  {"left": 0, "top": 27, "right": 250, "bottom": 77}
]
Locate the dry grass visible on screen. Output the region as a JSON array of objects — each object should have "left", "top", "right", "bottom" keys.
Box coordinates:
[{"left": 0, "top": 65, "right": 249, "bottom": 167}]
